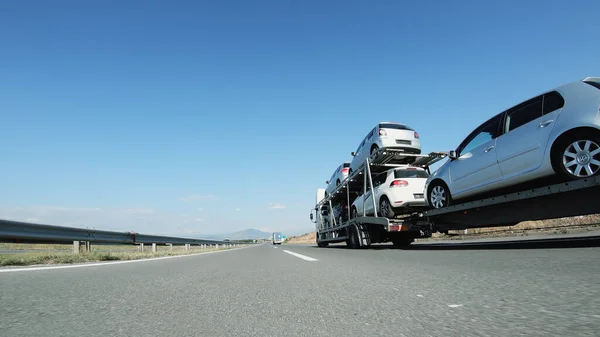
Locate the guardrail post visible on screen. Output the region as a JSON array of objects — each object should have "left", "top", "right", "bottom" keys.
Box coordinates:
[
  {"left": 167, "top": 243, "right": 172, "bottom": 251},
  {"left": 215, "top": 244, "right": 219, "bottom": 249},
  {"left": 85, "top": 241, "right": 91, "bottom": 252},
  {"left": 73, "top": 240, "right": 80, "bottom": 254},
  {"left": 152, "top": 243, "right": 157, "bottom": 252},
  {"left": 140, "top": 243, "right": 144, "bottom": 252}
]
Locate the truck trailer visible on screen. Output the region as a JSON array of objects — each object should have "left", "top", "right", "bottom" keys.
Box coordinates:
[
  {"left": 272, "top": 232, "right": 283, "bottom": 245},
  {"left": 310, "top": 147, "right": 600, "bottom": 248}
]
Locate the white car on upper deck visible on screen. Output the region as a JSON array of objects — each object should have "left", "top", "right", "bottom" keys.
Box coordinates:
[
  {"left": 349, "top": 122, "right": 421, "bottom": 175},
  {"left": 425, "top": 76, "right": 600, "bottom": 209},
  {"left": 350, "top": 166, "right": 429, "bottom": 219}
]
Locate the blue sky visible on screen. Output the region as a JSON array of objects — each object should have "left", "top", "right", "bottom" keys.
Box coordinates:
[{"left": 1, "top": 0, "right": 598, "bottom": 236}]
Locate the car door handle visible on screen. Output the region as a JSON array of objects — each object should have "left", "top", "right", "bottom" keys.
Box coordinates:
[
  {"left": 540, "top": 120, "right": 554, "bottom": 128},
  {"left": 484, "top": 146, "right": 494, "bottom": 153}
]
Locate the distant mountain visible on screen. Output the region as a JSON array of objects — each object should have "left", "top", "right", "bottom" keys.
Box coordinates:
[
  {"left": 227, "top": 228, "right": 272, "bottom": 240},
  {"left": 193, "top": 228, "right": 272, "bottom": 241}
]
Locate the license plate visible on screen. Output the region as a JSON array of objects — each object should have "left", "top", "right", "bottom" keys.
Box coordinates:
[{"left": 414, "top": 193, "right": 424, "bottom": 199}]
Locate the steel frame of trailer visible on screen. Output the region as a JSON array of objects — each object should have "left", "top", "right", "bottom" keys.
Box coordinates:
[{"left": 422, "top": 175, "right": 600, "bottom": 231}]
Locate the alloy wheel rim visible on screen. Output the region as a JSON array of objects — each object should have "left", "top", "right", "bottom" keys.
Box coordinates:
[
  {"left": 562, "top": 140, "right": 600, "bottom": 177},
  {"left": 431, "top": 186, "right": 446, "bottom": 208},
  {"left": 380, "top": 199, "right": 389, "bottom": 217}
]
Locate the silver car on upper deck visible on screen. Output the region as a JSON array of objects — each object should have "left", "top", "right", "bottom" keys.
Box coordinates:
[
  {"left": 425, "top": 77, "right": 600, "bottom": 209},
  {"left": 349, "top": 122, "right": 421, "bottom": 175}
]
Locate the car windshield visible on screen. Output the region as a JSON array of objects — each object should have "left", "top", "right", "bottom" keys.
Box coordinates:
[
  {"left": 379, "top": 123, "right": 414, "bottom": 131},
  {"left": 394, "top": 169, "right": 429, "bottom": 178}
]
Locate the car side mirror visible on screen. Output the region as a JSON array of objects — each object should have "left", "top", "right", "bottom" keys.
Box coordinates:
[
  {"left": 448, "top": 150, "right": 458, "bottom": 160},
  {"left": 325, "top": 180, "right": 330, "bottom": 185},
  {"left": 310, "top": 213, "right": 314, "bottom": 221},
  {"left": 351, "top": 152, "right": 356, "bottom": 157}
]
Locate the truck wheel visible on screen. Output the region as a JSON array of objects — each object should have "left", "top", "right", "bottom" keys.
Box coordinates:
[
  {"left": 346, "top": 225, "right": 361, "bottom": 249},
  {"left": 427, "top": 180, "right": 451, "bottom": 209}
]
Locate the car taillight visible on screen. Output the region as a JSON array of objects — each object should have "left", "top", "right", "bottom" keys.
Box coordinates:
[
  {"left": 390, "top": 180, "right": 408, "bottom": 187},
  {"left": 414, "top": 131, "right": 419, "bottom": 139},
  {"left": 341, "top": 168, "right": 349, "bottom": 174},
  {"left": 379, "top": 129, "right": 387, "bottom": 136}
]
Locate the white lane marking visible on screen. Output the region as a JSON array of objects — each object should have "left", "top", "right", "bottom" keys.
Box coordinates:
[
  {"left": 448, "top": 304, "right": 463, "bottom": 308},
  {"left": 0, "top": 246, "right": 251, "bottom": 274},
  {"left": 282, "top": 250, "right": 318, "bottom": 262}
]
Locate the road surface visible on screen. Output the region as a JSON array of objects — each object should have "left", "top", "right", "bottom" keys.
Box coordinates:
[{"left": 2, "top": 239, "right": 599, "bottom": 336}]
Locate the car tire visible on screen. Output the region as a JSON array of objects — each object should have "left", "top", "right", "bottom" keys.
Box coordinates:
[
  {"left": 379, "top": 196, "right": 395, "bottom": 219},
  {"left": 427, "top": 180, "right": 452, "bottom": 209},
  {"left": 551, "top": 131, "right": 600, "bottom": 180},
  {"left": 351, "top": 206, "right": 358, "bottom": 219},
  {"left": 371, "top": 146, "right": 379, "bottom": 157}
]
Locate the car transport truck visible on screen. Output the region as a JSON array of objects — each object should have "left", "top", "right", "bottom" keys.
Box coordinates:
[{"left": 310, "top": 147, "right": 600, "bottom": 248}]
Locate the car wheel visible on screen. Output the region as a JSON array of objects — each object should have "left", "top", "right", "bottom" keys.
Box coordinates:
[
  {"left": 351, "top": 206, "right": 358, "bottom": 219},
  {"left": 427, "top": 180, "right": 451, "bottom": 209},
  {"left": 370, "top": 146, "right": 379, "bottom": 158},
  {"left": 379, "top": 196, "right": 395, "bottom": 219},
  {"left": 552, "top": 132, "right": 600, "bottom": 180}
]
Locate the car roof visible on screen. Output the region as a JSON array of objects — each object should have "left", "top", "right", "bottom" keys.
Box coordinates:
[
  {"left": 384, "top": 165, "right": 426, "bottom": 173},
  {"left": 378, "top": 121, "right": 407, "bottom": 126}
]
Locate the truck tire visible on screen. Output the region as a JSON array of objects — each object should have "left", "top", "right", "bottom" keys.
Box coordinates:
[{"left": 346, "top": 225, "right": 361, "bottom": 249}]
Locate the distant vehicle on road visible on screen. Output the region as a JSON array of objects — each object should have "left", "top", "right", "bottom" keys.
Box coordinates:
[
  {"left": 272, "top": 232, "right": 283, "bottom": 245},
  {"left": 425, "top": 76, "right": 600, "bottom": 209},
  {"left": 349, "top": 122, "right": 421, "bottom": 174}
]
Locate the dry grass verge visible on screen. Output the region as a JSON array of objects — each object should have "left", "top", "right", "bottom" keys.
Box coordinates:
[{"left": 0, "top": 245, "right": 242, "bottom": 267}]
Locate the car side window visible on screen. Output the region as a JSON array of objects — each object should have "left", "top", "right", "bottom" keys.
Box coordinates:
[
  {"left": 543, "top": 91, "right": 565, "bottom": 115},
  {"left": 459, "top": 115, "right": 501, "bottom": 156},
  {"left": 372, "top": 173, "right": 386, "bottom": 186},
  {"left": 504, "top": 95, "right": 543, "bottom": 133},
  {"left": 367, "top": 128, "right": 375, "bottom": 139},
  {"left": 356, "top": 138, "right": 365, "bottom": 153}
]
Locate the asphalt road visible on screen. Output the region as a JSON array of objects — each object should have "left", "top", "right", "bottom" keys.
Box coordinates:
[{"left": 1, "top": 239, "right": 600, "bottom": 337}]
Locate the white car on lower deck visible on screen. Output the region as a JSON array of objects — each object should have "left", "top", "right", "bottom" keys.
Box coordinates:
[{"left": 350, "top": 166, "right": 430, "bottom": 219}]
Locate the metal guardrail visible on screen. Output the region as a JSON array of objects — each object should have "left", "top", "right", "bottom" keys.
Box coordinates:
[{"left": 0, "top": 219, "right": 232, "bottom": 246}]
